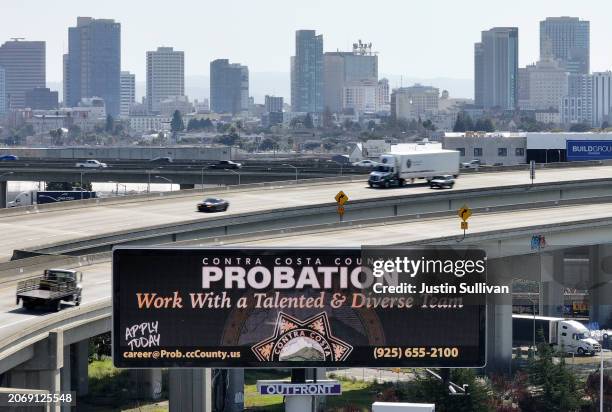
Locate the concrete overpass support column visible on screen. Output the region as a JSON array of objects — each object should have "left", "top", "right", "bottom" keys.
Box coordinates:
[
  {"left": 129, "top": 369, "right": 163, "bottom": 400},
  {"left": 485, "top": 286, "right": 513, "bottom": 374},
  {"left": 169, "top": 369, "right": 211, "bottom": 412},
  {"left": 0, "top": 180, "right": 6, "bottom": 208},
  {"left": 540, "top": 252, "right": 565, "bottom": 317},
  {"left": 70, "top": 340, "right": 88, "bottom": 397},
  {"left": 224, "top": 369, "right": 244, "bottom": 412},
  {"left": 180, "top": 183, "right": 195, "bottom": 190},
  {"left": 6, "top": 331, "right": 63, "bottom": 412},
  {"left": 590, "top": 245, "right": 612, "bottom": 327},
  {"left": 60, "top": 345, "right": 71, "bottom": 412}
]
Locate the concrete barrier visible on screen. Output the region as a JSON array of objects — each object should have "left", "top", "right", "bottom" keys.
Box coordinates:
[
  {"left": 19, "top": 178, "right": 612, "bottom": 258},
  {"left": 0, "top": 175, "right": 369, "bottom": 218}
]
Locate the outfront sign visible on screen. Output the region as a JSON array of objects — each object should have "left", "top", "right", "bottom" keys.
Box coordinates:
[
  {"left": 566, "top": 140, "right": 612, "bottom": 161},
  {"left": 112, "top": 247, "right": 487, "bottom": 368},
  {"left": 257, "top": 381, "right": 342, "bottom": 396}
]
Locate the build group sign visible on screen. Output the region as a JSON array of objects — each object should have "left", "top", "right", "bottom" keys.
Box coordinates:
[
  {"left": 566, "top": 140, "right": 612, "bottom": 160},
  {"left": 112, "top": 247, "right": 490, "bottom": 368}
]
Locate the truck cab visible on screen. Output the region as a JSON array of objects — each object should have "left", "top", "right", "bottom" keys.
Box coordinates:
[
  {"left": 16, "top": 269, "right": 83, "bottom": 311},
  {"left": 368, "top": 157, "right": 397, "bottom": 188},
  {"left": 557, "top": 320, "right": 600, "bottom": 355}
]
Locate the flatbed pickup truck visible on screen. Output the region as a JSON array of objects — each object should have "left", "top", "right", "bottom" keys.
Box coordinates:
[{"left": 16, "top": 269, "right": 82, "bottom": 311}]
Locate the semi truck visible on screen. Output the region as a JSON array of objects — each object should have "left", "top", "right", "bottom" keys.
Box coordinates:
[
  {"left": 513, "top": 314, "right": 601, "bottom": 355},
  {"left": 16, "top": 269, "right": 82, "bottom": 311},
  {"left": 8, "top": 190, "right": 97, "bottom": 207},
  {"left": 368, "top": 149, "right": 460, "bottom": 188}
]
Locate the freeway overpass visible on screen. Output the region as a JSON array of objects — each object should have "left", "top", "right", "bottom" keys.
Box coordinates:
[{"left": 1, "top": 166, "right": 612, "bottom": 410}]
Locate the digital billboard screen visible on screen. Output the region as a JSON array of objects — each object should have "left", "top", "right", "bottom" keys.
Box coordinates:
[{"left": 112, "top": 247, "right": 487, "bottom": 368}]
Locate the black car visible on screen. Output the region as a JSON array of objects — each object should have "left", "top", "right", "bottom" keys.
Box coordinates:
[
  {"left": 208, "top": 160, "right": 242, "bottom": 169},
  {"left": 429, "top": 175, "right": 455, "bottom": 189},
  {"left": 197, "top": 197, "right": 229, "bottom": 212},
  {"left": 149, "top": 156, "right": 173, "bottom": 164}
]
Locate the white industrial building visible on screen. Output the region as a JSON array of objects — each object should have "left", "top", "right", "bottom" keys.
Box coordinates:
[{"left": 443, "top": 132, "right": 527, "bottom": 166}]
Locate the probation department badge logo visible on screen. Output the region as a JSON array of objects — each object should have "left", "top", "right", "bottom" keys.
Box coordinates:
[{"left": 252, "top": 312, "right": 353, "bottom": 362}]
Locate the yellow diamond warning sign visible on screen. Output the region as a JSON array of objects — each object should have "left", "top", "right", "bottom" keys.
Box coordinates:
[
  {"left": 458, "top": 205, "right": 472, "bottom": 222},
  {"left": 335, "top": 191, "right": 349, "bottom": 205}
]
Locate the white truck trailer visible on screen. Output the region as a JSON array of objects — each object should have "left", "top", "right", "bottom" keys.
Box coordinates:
[
  {"left": 513, "top": 314, "right": 601, "bottom": 355},
  {"left": 368, "top": 149, "right": 460, "bottom": 188}
]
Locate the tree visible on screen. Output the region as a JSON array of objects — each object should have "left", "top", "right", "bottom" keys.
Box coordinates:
[
  {"left": 323, "top": 106, "right": 334, "bottom": 129},
  {"left": 49, "top": 128, "right": 63, "bottom": 145},
  {"left": 528, "top": 329, "right": 584, "bottom": 411},
  {"left": 68, "top": 125, "right": 81, "bottom": 141},
  {"left": 304, "top": 113, "right": 314, "bottom": 129},
  {"left": 453, "top": 114, "right": 466, "bottom": 132},
  {"left": 422, "top": 119, "right": 436, "bottom": 131},
  {"left": 170, "top": 110, "right": 185, "bottom": 132},
  {"left": 398, "top": 369, "right": 491, "bottom": 412},
  {"left": 259, "top": 138, "right": 277, "bottom": 151},
  {"left": 585, "top": 371, "right": 612, "bottom": 410},
  {"left": 602, "top": 121, "right": 610, "bottom": 130},
  {"left": 105, "top": 114, "right": 114, "bottom": 133},
  {"left": 569, "top": 123, "right": 590, "bottom": 132}
]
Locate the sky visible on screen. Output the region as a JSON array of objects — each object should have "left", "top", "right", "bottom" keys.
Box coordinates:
[{"left": 2, "top": 0, "right": 611, "bottom": 96}]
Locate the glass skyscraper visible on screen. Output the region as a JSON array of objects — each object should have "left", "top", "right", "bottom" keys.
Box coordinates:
[
  {"left": 291, "top": 30, "right": 323, "bottom": 113},
  {"left": 474, "top": 27, "right": 518, "bottom": 110},
  {"left": 540, "top": 17, "right": 589, "bottom": 75},
  {"left": 65, "top": 17, "right": 121, "bottom": 116},
  {"left": 210, "top": 59, "right": 249, "bottom": 115},
  {"left": 0, "top": 40, "right": 45, "bottom": 109}
]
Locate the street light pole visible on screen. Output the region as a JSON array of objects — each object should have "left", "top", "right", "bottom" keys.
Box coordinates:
[
  {"left": 201, "top": 167, "right": 205, "bottom": 191},
  {"left": 283, "top": 164, "right": 298, "bottom": 182},
  {"left": 228, "top": 169, "right": 240, "bottom": 186},
  {"left": 154, "top": 175, "right": 173, "bottom": 192}
]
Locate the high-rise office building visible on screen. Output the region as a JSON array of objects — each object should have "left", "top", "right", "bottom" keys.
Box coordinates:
[
  {"left": 210, "top": 59, "right": 249, "bottom": 114},
  {"left": 540, "top": 17, "right": 589, "bottom": 74},
  {"left": 0, "top": 39, "right": 45, "bottom": 109},
  {"left": 120, "top": 71, "right": 135, "bottom": 117},
  {"left": 291, "top": 30, "right": 323, "bottom": 113},
  {"left": 377, "top": 78, "right": 390, "bottom": 113},
  {"left": 146, "top": 47, "right": 184, "bottom": 113},
  {"left": 391, "top": 84, "right": 440, "bottom": 120},
  {"left": 265, "top": 95, "right": 284, "bottom": 113},
  {"left": 65, "top": 17, "right": 121, "bottom": 116},
  {"left": 592, "top": 72, "right": 612, "bottom": 127},
  {"left": 25, "top": 87, "right": 58, "bottom": 110},
  {"left": 0, "top": 67, "right": 6, "bottom": 115},
  {"left": 561, "top": 73, "right": 592, "bottom": 125},
  {"left": 323, "top": 40, "right": 378, "bottom": 113},
  {"left": 521, "top": 58, "right": 569, "bottom": 111},
  {"left": 474, "top": 27, "right": 518, "bottom": 110}
]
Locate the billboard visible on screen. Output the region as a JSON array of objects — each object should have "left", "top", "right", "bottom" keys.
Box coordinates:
[
  {"left": 113, "top": 247, "right": 487, "bottom": 368},
  {"left": 566, "top": 140, "right": 612, "bottom": 161}
]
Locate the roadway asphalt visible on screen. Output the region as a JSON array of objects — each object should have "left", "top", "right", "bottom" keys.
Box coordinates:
[
  {"left": 2, "top": 166, "right": 612, "bottom": 261},
  {"left": 3, "top": 200, "right": 612, "bottom": 343}
]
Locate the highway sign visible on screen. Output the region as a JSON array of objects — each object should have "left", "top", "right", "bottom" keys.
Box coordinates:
[
  {"left": 337, "top": 205, "right": 345, "bottom": 216},
  {"left": 529, "top": 160, "right": 536, "bottom": 182},
  {"left": 113, "top": 247, "right": 487, "bottom": 368},
  {"left": 458, "top": 205, "right": 472, "bottom": 222},
  {"left": 461, "top": 221, "right": 468, "bottom": 230},
  {"left": 335, "top": 191, "right": 348, "bottom": 205}
]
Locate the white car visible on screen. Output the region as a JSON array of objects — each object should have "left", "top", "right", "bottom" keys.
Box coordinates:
[
  {"left": 461, "top": 160, "right": 481, "bottom": 169},
  {"left": 352, "top": 160, "right": 379, "bottom": 168},
  {"left": 75, "top": 159, "right": 108, "bottom": 168}
]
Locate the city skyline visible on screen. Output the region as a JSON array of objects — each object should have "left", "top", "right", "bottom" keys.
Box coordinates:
[{"left": 4, "top": 0, "right": 612, "bottom": 92}]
